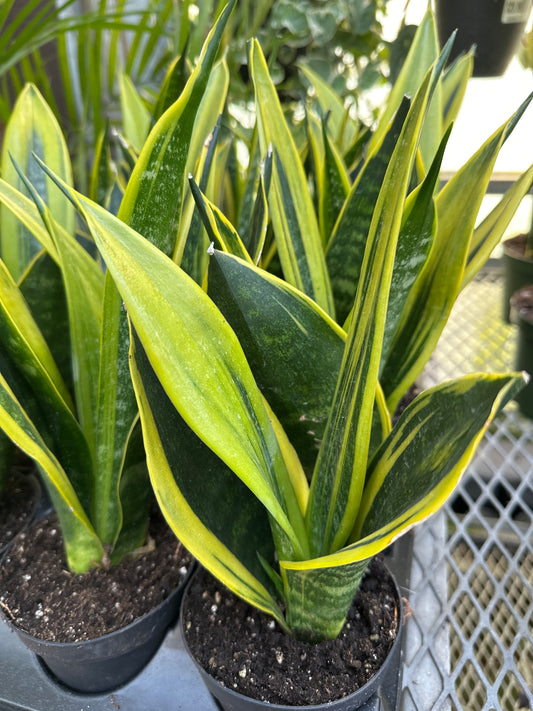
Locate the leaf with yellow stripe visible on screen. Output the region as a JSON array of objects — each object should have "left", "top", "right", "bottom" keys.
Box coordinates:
[
  {"left": 381, "top": 94, "right": 533, "bottom": 411},
  {"left": 60, "top": 188, "right": 310, "bottom": 563},
  {"left": 129, "top": 328, "right": 288, "bottom": 629},
  {"left": 278, "top": 372, "right": 525, "bottom": 640},
  {"left": 369, "top": 8, "right": 441, "bottom": 170},
  {"left": 0, "top": 371, "right": 103, "bottom": 573},
  {"left": 0, "top": 259, "right": 101, "bottom": 572},
  {"left": 250, "top": 39, "right": 334, "bottom": 317},
  {"left": 463, "top": 162, "right": 533, "bottom": 288},
  {"left": 325, "top": 96, "right": 410, "bottom": 325},
  {"left": 14, "top": 164, "right": 103, "bottom": 458},
  {"left": 188, "top": 177, "right": 253, "bottom": 262},
  {"left": 118, "top": 0, "right": 235, "bottom": 256},
  {"left": 305, "top": 69, "right": 434, "bottom": 559},
  {"left": 0, "top": 84, "right": 74, "bottom": 281}
]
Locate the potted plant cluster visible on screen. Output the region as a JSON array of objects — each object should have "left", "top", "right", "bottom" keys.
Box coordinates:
[
  {"left": 1, "top": 0, "right": 533, "bottom": 707},
  {"left": 18, "top": 6, "right": 533, "bottom": 710}
]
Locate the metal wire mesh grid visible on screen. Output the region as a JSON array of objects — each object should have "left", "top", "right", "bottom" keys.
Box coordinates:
[{"left": 400, "top": 266, "right": 533, "bottom": 711}]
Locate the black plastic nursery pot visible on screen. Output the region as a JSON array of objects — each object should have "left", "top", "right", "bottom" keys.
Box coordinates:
[
  {"left": 502, "top": 234, "right": 533, "bottom": 322},
  {"left": 434, "top": 0, "right": 532, "bottom": 77},
  {"left": 0, "top": 511, "right": 195, "bottom": 695},
  {"left": 6, "top": 575, "right": 190, "bottom": 694},
  {"left": 510, "top": 284, "right": 533, "bottom": 418},
  {"left": 180, "top": 562, "right": 404, "bottom": 711}
]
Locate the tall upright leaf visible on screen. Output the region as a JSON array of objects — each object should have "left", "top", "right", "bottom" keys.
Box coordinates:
[
  {"left": 463, "top": 163, "right": 533, "bottom": 288},
  {"left": 91, "top": 2, "right": 235, "bottom": 546},
  {"left": 326, "top": 97, "right": 411, "bottom": 325},
  {"left": 381, "top": 96, "right": 533, "bottom": 410},
  {"left": 0, "top": 84, "right": 74, "bottom": 281},
  {"left": 118, "top": 0, "right": 235, "bottom": 255},
  {"left": 380, "top": 124, "right": 452, "bottom": 369},
  {"left": 118, "top": 73, "right": 151, "bottom": 153},
  {"left": 306, "top": 70, "right": 434, "bottom": 557},
  {"left": 369, "top": 8, "right": 441, "bottom": 169},
  {"left": 250, "top": 39, "right": 334, "bottom": 317}
]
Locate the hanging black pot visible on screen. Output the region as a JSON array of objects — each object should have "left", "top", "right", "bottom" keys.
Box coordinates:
[
  {"left": 510, "top": 284, "right": 533, "bottom": 418},
  {"left": 180, "top": 561, "right": 403, "bottom": 711},
  {"left": 434, "top": 0, "right": 532, "bottom": 77},
  {"left": 502, "top": 234, "right": 533, "bottom": 322}
]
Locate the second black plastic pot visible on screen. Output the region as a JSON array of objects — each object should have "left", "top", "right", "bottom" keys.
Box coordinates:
[
  {"left": 180, "top": 565, "right": 403, "bottom": 711},
  {"left": 510, "top": 284, "right": 533, "bottom": 418},
  {"left": 434, "top": 0, "right": 532, "bottom": 76},
  {"left": 502, "top": 234, "right": 533, "bottom": 322},
  {"left": 5, "top": 562, "right": 194, "bottom": 694}
]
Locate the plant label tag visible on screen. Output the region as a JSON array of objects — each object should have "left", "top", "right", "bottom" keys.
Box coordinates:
[{"left": 501, "top": 0, "right": 532, "bottom": 23}]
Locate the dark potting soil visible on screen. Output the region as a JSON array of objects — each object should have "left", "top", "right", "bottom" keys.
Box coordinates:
[
  {"left": 183, "top": 558, "right": 400, "bottom": 706},
  {"left": 393, "top": 383, "right": 422, "bottom": 425},
  {"left": 0, "top": 511, "right": 192, "bottom": 642},
  {"left": 0, "top": 472, "right": 39, "bottom": 552}
]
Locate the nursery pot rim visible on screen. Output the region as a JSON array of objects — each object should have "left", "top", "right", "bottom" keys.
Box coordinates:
[
  {"left": 179, "top": 561, "right": 404, "bottom": 710},
  {"left": 6, "top": 567, "right": 192, "bottom": 651}
]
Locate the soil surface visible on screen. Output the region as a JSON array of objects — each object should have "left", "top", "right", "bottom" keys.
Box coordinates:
[
  {"left": 0, "top": 511, "right": 192, "bottom": 642},
  {"left": 392, "top": 383, "right": 422, "bottom": 425},
  {"left": 0, "top": 471, "right": 39, "bottom": 553},
  {"left": 183, "top": 557, "right": 400, "bottom": 706}
]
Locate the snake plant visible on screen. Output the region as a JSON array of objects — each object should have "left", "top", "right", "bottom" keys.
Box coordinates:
[
  {"left": 1, "top": 2, "right": 530, "bottom": 641},
  {"left": 0, "top": 2, "right": 234, "bottom": 573},
  {"left": 35, "top": 36, "right": 529, "bottom": 642}
]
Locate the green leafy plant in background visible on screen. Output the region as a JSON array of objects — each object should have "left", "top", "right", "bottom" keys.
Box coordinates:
[
  {"left": 171, "top": 0, "right": 393, "bottom": 107},
  {"left": 0, "top": 3, "right": 234, "bottom": 573},
  {"left": 33, "top": 18, "right": 531, "bottom": 643}
]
